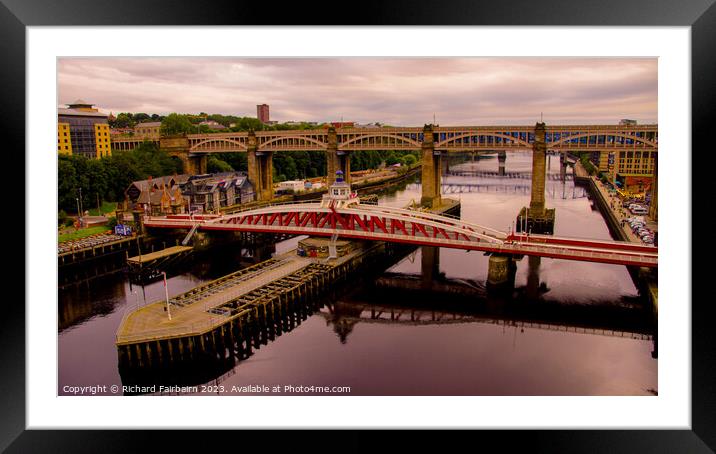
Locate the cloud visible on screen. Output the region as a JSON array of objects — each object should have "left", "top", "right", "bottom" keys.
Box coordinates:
[{"left": 58, "top": 57, "right": 657, "bottom": 125}]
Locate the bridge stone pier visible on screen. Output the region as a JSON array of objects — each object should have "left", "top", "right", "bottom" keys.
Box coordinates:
[
  {"left": 649, "top": 157, "right": 658, "bottom": 222},
  {"left": 516, "top": 122, "right": 555, "bottom": 234},
  {"left": 487, "top": 253, "right": 517, "bottom": 292},
  {"left": 161, "top": 136, "right": 207, "bottom": 175},
  {"left": 421, "top": 246, "right": 441, "bottom": 290},
  {"left": 326, "top": 127, "right": 351, "bottom": 186},
  {"left": 497, "top": 151, "right": 506, "bottom": 176},
  {"left": 526, "top": 255, "right": 542, "bottom": 299},
  {"left": 247, "top": 130, "right": 274, "bottom": 201},
  {"left": 421, "top": 124, "right": 442, "bottom": 209},
  {"left": 559, "top": 152, "right": 567, "bottom": 181}
]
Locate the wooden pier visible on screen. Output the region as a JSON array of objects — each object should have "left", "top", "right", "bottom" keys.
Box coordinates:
[
  {"left": 116, "top": 241, "right": 387, "bottom": 369},
  {"left": 126, "top": 245, "right": 193, "bottom": 265},
  {"left": 115, "top": 199, "right": 461, "bottom": 376}
]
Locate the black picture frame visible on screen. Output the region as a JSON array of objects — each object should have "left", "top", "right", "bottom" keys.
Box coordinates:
[{"left": 4, "top": 0, "right": 712, "bottom": 451}]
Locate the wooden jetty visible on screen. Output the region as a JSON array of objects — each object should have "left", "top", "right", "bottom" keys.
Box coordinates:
[
  {"left": 115, "top": 241, "right": 387, "bottom": 369},
  {"left": 116, "top": 198, "right": 461, "bottom": 373},
  {"left": 127, "top": 245, "right": 193, "bottom": 266}
]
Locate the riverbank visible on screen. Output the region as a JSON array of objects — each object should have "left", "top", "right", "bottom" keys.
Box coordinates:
[{"left": 577, "top": 162, "right": 658, "bottom": 314}]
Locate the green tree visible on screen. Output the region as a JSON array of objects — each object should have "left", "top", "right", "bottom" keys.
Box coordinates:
[
  {"left": 207, "top": 156, "right": 234, "bottom": 173},
  {"left": 58, "top": 156, "right": 79, "bottom": 212},
  {"left": 222, "top": 152, "right": 248, "bottom": 172},
  {"left": 402, "top": 154, "right": 417, "bottom": 166},
  {"left": 160, "top": 113, "right": 194, "bottom": 136},
  {"left": 112, "top": 112, "right": 135, "bottom": 128}
]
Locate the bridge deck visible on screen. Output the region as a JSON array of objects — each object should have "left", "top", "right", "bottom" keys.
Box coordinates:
[{"left": 126, "top": 245, "right": 193, "bottom": 264}]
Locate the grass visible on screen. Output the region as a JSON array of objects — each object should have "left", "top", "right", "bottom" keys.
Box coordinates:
[
  {"left": 88, "top": 201, "right": 117, "bottom": 216},
  {"left": 58, "top": 225, "right": 112, "bottom": 243}
]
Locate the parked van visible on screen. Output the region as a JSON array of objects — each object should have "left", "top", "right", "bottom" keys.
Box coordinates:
[{"left": 630, "top": 206, "right": 649, "bottom": 215}]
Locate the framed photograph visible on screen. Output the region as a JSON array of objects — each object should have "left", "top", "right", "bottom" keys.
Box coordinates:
[{"left": 7, "top": 0, "right": 713, "bottom": 450}]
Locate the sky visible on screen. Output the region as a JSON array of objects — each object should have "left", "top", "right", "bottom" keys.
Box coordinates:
[{"left": 57, "top": 57, "right": 657, "bottom": 126}]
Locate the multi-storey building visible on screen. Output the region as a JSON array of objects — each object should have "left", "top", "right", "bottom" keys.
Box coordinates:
[
  {"left": 134, "top": 121, "right": 162, "bottom": 138},
  {"left": 610, "top": 149, "right": 656, "bottom": 193},
  {"left": 57, "top": 100, "right": 111, "bottom": 159},
  {"left": 57, "top": 122, "right": 72, "bottom": 155},
  {"left": 181, "top": 172, "right": 255, "bottom": 213},
  {"left": 257, "top": 104, "right": 270, "bottom": 123}
]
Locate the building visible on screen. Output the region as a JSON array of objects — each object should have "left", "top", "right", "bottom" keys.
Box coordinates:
[
  {"left": 57, "top": 123, "right": 72, "bottom": 155},
  {"left": 199, "top": 120, "right": 227, "bottom": 130},
  {"left": 277, "top": 180, "right": 306, "bottom": 194},
  {"left": 181, "top": 172, "right": 255, "bottom": 213},
  {"left": 607, "top": 150, "right": 656, "bottom": 193},
  {"left": 330, "top": 121, "right": 355, "bottom": 128},
  {"left": 257, "top": 104, "right": 270, "bottom": 123},
  {"left": 134, "top": 121, "right": 162, "bottom": 138},
  {"left": 57, "top": 100, "right": 111, "bottom": 159},
  {"left": 124, "top": 174, "right": 191, "bottom": 216}
]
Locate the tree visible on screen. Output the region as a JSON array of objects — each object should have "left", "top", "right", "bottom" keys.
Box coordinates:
[
  {"left": 58, "top": 156, "right": 79, "bottom": 212},
  {"left": 160, "top": 113, "right": 194, "bottom": 136},
  {"left": 112, "top": 112, "right": 135, "bottom": 129},
  {"left": 402, "top": 154, "right": 417, "bottom": 166},
  {"left": 222, "top": 152, "right": 248, "bottom": 171},
  {"left": 207, "top": 156, "right": 234, "bottom": 173}
]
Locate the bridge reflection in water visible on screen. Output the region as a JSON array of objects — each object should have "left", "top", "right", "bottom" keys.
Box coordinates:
[{"left": 118, "top": 243, "right": 655, "bottom": 394}]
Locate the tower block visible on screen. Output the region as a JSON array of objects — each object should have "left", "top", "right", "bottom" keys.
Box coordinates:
[{"left": 516, "top": 122, "right": 555, "bottom": 234}]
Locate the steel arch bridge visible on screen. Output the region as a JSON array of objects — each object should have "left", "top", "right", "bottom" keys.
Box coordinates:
[
  {"left": 184, "top": 124, "right": 658, "bottom": 153},
  {"left": 143, "top": 202, "right": 658, "bottom": 268}
]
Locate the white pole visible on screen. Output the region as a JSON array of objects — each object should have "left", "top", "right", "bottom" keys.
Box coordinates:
[{"left": 163, "top": 272, "right": 172, "bottom": 320}]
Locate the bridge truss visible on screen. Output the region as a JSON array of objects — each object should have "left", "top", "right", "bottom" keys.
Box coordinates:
[{"left": 144, "top": 202, "right": 657, "bottom": 268}]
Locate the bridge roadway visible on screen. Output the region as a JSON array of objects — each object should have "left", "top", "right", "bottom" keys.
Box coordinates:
[{"left": 143, "top": 202, "right": 658, "bottom": 268}]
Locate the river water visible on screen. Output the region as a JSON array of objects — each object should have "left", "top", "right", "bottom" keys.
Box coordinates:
[{"left": 58, "top": 152, "right": 657, "bottom": 396}]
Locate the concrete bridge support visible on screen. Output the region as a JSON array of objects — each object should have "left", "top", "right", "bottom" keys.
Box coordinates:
[
  {"left": 526, "top": 255, "right": 542, "bottom": 299},
  {"left": 649, "top": 157, "right": 658, "bottom": 221},
  {"left": 421, "top": 246, "right": 440, "bottom": 290},
  {"left": 183, "top": 155, "right": 207, "bottom": 175},
  {"left": 516, "top": 122, "right": 555, "bottom": 234},
  {"left": 247, "top": 131, "right": 274, "bottom": 201},
  {"left": 326, "top": 126, "right": 351, "bottom": 185},
  {"left": 162, "top": 137, "right": 206, "bottom": 176},
  {"left": 498, "top": 151, "right": 506, "bottom": 176},
  {"left": 530, "top": 122, "right": 547, "bottom": 214},
  {"left": 420, "top": 124, "right": 442, "bottom": 208},
  {"left": 487, "top": 253, "right": 516, "bottom": 292},
  {"left": 559, "top": 152, "right": 568, "bottom": 182}
]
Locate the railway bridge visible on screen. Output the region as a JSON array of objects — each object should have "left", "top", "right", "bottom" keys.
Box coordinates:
[{"left": 112, "top": 122, "right": 657, "bottom": 212}]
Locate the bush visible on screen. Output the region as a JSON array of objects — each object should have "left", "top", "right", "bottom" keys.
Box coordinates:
[
  {"left": 58, "top": 210, "right": 67, "bottom": 227},
  {"left": 107, "top": 216, "right": 118, "bottom": 229}
]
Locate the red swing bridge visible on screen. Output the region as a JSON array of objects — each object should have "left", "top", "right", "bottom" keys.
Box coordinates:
[{"left": 143, "top": 198, "right": 657, "bottom": 269}]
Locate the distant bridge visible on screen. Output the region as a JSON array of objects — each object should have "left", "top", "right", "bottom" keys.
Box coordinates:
[{"left": 180, "top": 124, "right": 657, "bottom": 153}]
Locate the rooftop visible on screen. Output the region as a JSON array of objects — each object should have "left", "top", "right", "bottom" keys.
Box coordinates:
[{"left": 58, "top": 108, "right": 108, "bottom": 118}]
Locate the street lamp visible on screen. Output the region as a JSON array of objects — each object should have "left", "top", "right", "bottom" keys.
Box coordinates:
[
  {"left": 162, "top": 271, "right": 172, "bottom": 321},
  {"left": 78, "top": 187, "right": 84, "bottom": 227}
]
